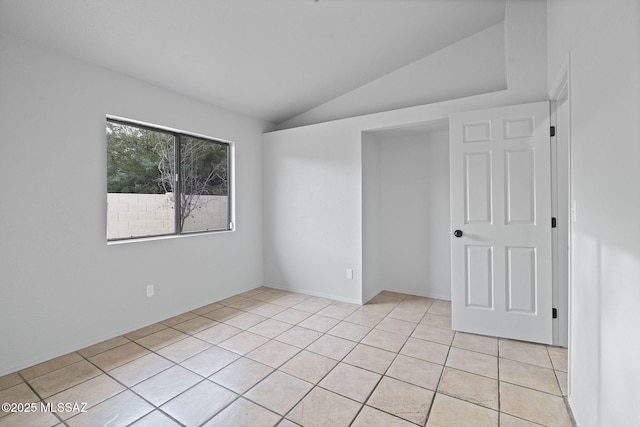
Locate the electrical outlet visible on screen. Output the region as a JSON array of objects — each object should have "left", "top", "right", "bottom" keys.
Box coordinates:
[
  {"left": 346, "top": 269, "right": 353, "bottom": 280},
  {"left": 146, "top": 284, "right": 154, "bottom": 298}
]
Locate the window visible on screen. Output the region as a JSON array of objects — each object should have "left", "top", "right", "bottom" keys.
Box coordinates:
[{"left": 106, "top": 118, "right": 232, "bottom": 241}]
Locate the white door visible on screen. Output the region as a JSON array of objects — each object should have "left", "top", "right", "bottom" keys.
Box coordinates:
[{"left": 449, "top": 101, "right": 553, "bottom": 344}]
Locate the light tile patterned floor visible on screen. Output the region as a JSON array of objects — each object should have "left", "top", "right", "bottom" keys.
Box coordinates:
[{"left": 0, "top": 288, "right": 573, "bottom": 426}]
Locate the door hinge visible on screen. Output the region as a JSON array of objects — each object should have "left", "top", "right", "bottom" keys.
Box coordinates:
[
  {"left": 550, "top": 126, "right": 556, "bottom": 137},
  {"left": 552, "top": 217, "right": 557, "bottom": 228},
  {"left": 552, "top": 308, "right": 558, "bottom": 319}
]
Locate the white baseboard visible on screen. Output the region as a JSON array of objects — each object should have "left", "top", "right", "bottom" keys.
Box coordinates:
[
  {"left": 362, "top": 287, "right": 383, "bottom": 304},
  {"left": 264, "top": 283, "right": 362, "bottom": 305},
  {"left": 0, "top": 283, "right": 265, "bottom": 377},
  {"left": 263, "top": 283, "right": 450, "bottom": 304},
  {"left": 383, "top": 286, "right": 451, "bottom": 301}
]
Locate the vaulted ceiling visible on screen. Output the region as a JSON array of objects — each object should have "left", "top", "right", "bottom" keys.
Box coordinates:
[{"left": 0, "top": 0, "right": 506, "bottom": 126}]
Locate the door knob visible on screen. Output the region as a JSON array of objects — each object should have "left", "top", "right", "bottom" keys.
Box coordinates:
[{"left": 454, "top": 230, "right": 463, "bottom": 238}]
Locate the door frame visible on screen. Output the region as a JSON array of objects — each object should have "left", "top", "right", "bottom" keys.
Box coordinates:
[{"left": 549, "top": 54, "right": 573, "bottom": 356}]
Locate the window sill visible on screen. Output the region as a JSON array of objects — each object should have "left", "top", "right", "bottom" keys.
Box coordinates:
[{"left": 106, "top": 228, "right": 235, "bottom": 245}]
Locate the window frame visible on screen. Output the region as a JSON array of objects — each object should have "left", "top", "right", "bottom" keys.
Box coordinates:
[{"left": 106, "top": 116, "right": 234, "bottom": 242}]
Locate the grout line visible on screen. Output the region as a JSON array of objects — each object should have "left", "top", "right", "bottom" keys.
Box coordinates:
[
  {"left": 497, "top": 336, "right": 502, "bottom": 426},
  {"left": 75, "top": 349, "right": 178, "bottom": 425},
  {"left": 9, "top": 288, "right": 568, "bottom": 426},
  {"left": 348, "top": 294, "right": 436, "bottom": 426},
  {"left": 424, "top": 331, "right": 455, "bottom": 423},
  {"left": 283, "top": 304, "right": 401, "bottom": 425},
  {"left": 12, "top": 371, "right": 67, "bottom": 426}
]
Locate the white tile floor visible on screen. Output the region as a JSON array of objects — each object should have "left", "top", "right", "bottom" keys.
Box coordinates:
[{"left": 0, "top": 288, "right": 574, "bottom": 426}]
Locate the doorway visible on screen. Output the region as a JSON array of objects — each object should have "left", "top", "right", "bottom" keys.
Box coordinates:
[
  {"left": 362, "top": 119, "right": 450, "bottom": 303},
  {"left": 361, "top": 108, "right": 570, "bottom": 347}
]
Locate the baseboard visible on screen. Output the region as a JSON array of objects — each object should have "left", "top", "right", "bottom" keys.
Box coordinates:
[
  {"left": 0, "top": 283, "right": 266, "bottom": 377},
  {"left": 263, "top": 283, "right": 450, "bottom": 305},
  {"left": 362, "top": 287, "right": 383, "bottom": 304},
  {"left": 265, "top": 283, "right": 362, "bottom": 305},
  {"left": 382, "top": 286, "right": 451, "bottom": 301}
]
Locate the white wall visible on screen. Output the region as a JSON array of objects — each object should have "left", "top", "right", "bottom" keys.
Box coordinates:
[
  {"left": 361, "top": 133, "right": 384, "bottom": 302},
  {"left": 280, "top": 21, "right": 507, "bottom": 129},
  {"left": 280, "top": 0, "right": 549, "bottom": 130},
  {"left": 262, "top": 123, "right": 364, "bottom": 303},
  {"left": 0, "top": 33, "right": 269, "bottom": 375},
  {"left": 263, "top": 0, "right": 547, "bottom": 303},
  {"left": 547, "top": 1, "right": 640, "bottom": 425},
  {"left": 378, "top": 130, "right": 450, "bottom": 299}
]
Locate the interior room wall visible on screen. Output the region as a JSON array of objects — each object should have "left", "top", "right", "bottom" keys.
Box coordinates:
[
  {"left": 0, "top": 33, "right": 269, "bottom": 375},
  {"left": 361, "top": 133, "right": 384, "bottom": 303},
  {"left": 377, "top": 129, "right": 450, "bottom": 299},
  {"left": 279, "top": 21, "right": 507, "bottom": 129},
  {"left": 547, "top": 1, "right": 640, "bottom": 425},
  {"left": 280, "top": 0, "right": 548, "bottom": 130},
  {"left": 262, "top": 123, "right": 364, "bottom": 304}
]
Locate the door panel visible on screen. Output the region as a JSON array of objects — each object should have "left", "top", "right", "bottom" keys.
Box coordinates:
[
  {"left": 464, "top": 152, "right": 492, "bottom": 224},
  {"left": 505, "top": 149, "right": 535, "bottom": 224},
  {"left": 465, "top": 245, "right": 493, "bottom": 308},
  {"left": 450, "top": 101, "right": 552, "bottom": 344},
  {"left": 463, "top": 121, "right": 492, "bottom": 143},
  {"left": 506, "top": 246, "right": 536, "bottom": 313}
]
